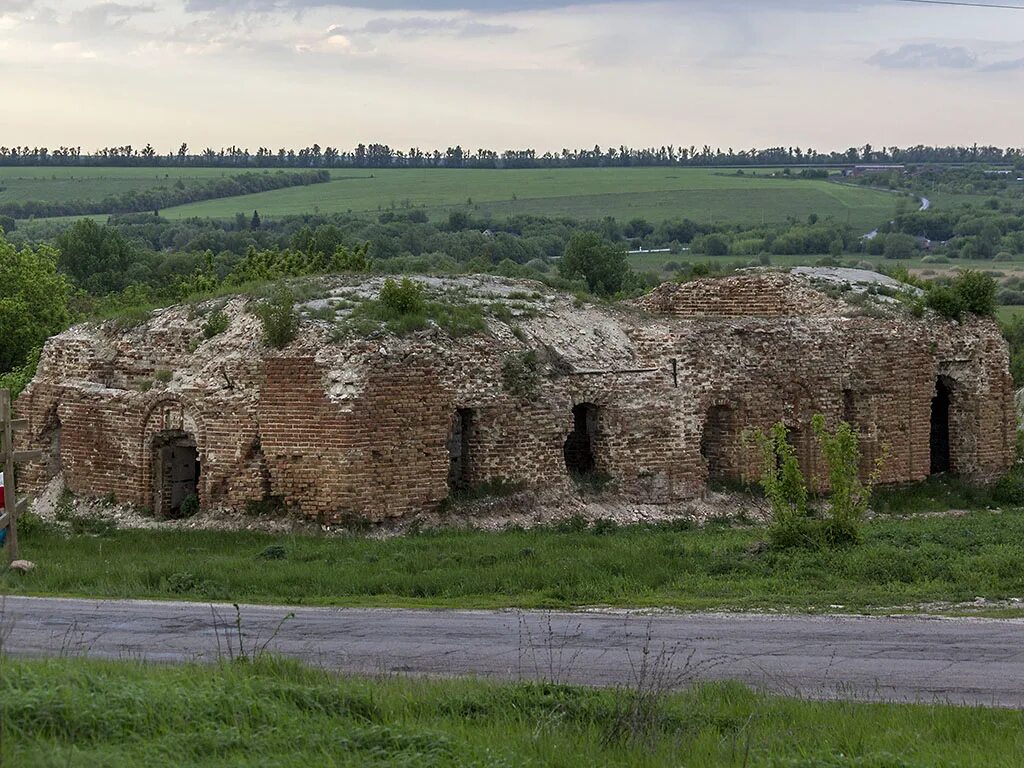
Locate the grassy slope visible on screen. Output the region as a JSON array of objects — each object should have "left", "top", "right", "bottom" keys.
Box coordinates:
[
  {"left": 0, "top": 167, "right": 244, "bottom": 206},
  {"left": 156, "top": 168, "right": 899, "bottom": 229},
  {"left": 4, "top": 508, "right": 1024, "bottom": 614},
  {"left": 3, "top": 656, "right": 1022, "bottom": 767}
]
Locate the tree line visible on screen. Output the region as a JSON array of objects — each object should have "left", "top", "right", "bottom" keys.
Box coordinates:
[
  {"left": 1, "top": 143, "right": 1022, "bottom": 169},
  {"left": 0, "top": 169, "right": 329, "bottom": 219}
]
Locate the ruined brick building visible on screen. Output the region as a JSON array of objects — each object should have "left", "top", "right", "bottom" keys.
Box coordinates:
[{"left": 16, "top": 270, "right": 1017, "bottom": 522}]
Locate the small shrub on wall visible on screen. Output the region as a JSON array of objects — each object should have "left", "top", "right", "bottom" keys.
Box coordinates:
[{"left": 258, "top": 290, "right": 298, "bottom": 348}]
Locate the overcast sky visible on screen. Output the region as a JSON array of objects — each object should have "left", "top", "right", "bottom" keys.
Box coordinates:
[{"left": 1, "top": 0, "right": 1023, "bottom": 152}]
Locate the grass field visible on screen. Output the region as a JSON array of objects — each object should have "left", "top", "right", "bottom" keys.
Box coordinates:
[
  {"left": 138, "top": 168, "right": 900, "bottom": 229},
  {"left": 4, "top": 656, "right": 1022, "bottom": 767},
  {"left": 0, "top": 166, "right": 245, "bottom": 207},
  {"left": 4, "top": 501, "right": 1023, "bottom": 614},
  {"left": 998, "top": 305, "right": 1024, "bottom": 322}
]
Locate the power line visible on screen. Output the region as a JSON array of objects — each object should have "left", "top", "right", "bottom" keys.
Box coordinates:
[{"left": 894, "top": 0, "right": 1024, "bottom": 9}]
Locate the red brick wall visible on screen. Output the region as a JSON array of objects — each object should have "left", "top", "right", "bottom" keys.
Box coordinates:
[{"left": 14, "top": 279, "right": 1017, "bottom": 523}]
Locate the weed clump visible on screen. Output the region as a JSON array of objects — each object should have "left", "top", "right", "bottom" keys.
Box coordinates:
[{"left": 339, "top": 278, "right": 486, "bottom": 338}]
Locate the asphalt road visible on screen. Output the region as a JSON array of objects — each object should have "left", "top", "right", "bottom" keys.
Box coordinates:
[{"left": 3, "top": 595, "right": 1024, "bottom": 707}]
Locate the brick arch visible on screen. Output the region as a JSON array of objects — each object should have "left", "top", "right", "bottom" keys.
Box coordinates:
[{"left": 139, "top": 394, "right": 207, "bottom": 509}]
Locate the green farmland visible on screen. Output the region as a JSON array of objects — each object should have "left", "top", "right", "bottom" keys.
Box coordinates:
[
  {"left": 0, "top": 166, "right": 899, "bottom": 228},
  {"left": 0, "top": 166, "right": 240, "bottom": 207},
  {"left": 160, "top": 168, "right": 899, "bottom": 228}
]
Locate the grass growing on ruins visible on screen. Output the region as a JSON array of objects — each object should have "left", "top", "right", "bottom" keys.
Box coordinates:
[
  {"left": 6, "top": 509, "right": 1024, "bottom": 614},
  {"left": 3, "top": 655, "right": 1024, "bottom": 767}
]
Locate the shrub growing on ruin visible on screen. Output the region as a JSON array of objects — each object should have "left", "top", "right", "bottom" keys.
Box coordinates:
[
  {"left": 258, "top": 291, "right": 298, "bottom": 349},
  {"left": 501, "top": 350, "right": 542, "bottom": 399},
  {"left": 925, "top": 271, "right": 997, "bottom": 320},
  {"left": 954, "top": 270, "right": 997, "bottom": 316},
  {"left": 751, "top": 417, "right": 883, "bottom": 549},
  {"left": 925, "top": 285, "right": 966, "bottom": 320},
  {"left": 811, "top": 414, "right": 883, "bottom": 546},
  {"left": 379, "top": 277, "right": 426, "bottom": 316},
  {"left": 202, "top": 309, "right": 230, "bottom": 339},
  {"left": 750, "top": 423, "right": 811, "bottom": 549}
]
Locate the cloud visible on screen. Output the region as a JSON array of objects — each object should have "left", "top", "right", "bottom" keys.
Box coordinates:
[
  {"left": 68, "top": 2, "right": 155, "bottom": 33},
  {"left": 336, "top": 16, "right": 517, "bottom": 38},
  {"left": 0, "top": 0, "right": 34, "bottom": 12},
  {"left": 184, "top": 0, "right": 613, "bottom": 11},
  {"left": 868, "top": 43, "right": 978, "bottom": 70},
  {"left": 985, "top": 56, "right": 1024, "bottom": 71}
]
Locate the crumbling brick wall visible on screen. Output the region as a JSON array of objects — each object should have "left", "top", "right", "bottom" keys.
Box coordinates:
[{"left": 14, "top": 274, "right": 1017, "bottom": 523}]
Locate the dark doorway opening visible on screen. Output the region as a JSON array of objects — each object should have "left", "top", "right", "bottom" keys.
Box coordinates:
[
  {"left": 842, "top": 390, "right": 857, "bottom": 427},
  {"left": 701, "top": 406, "right": 734, "bottom": 484},
  {"left": 448, "top": 408, "right": 474, "bottom": 491},
  {"left": 930, "top": 378, "right": 952, "bottom": 475},
  {"left": 153, "top": 431, "right": 200, "bottom": 518},
  {"left": 564, "top": 403, "right": 597, "bottom": 476}
]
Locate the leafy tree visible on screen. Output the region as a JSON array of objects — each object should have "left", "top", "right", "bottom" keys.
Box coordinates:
[
  {"left": 559, "top": 232, "right": 630, "bottom": 296},
  {"left": 0, "top": 231, "right": 71, "bottom": 375},
  {"left": 55, "top": 219, "right": 137, "bottom": 294},
  {"left": 883, "top": 233, "right": 918, "bottom": 260}
]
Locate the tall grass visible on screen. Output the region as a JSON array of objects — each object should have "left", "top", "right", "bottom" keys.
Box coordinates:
[{"left": 1, "top": 656, "right": 1022, "bottom": 767}]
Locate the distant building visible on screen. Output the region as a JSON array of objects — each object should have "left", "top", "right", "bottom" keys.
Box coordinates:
[{"left": 845, "top": 165, "right": 906, "bottom": 178}]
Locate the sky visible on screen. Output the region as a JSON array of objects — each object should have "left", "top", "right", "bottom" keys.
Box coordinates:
[{"left": 1, "top": 0, "right": 1023, "bottom": 153}]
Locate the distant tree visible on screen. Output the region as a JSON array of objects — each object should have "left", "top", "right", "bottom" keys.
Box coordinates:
[
  {"left": 883, "top": 233, "right": 918, "bottom": 261},
  {"left": 0, "top": 230, "right": 71, "bottom": 375},
  {"left": 624, "top": 217, "right": 654, "bottom": 239},
  {"left": 559, "top": 232, "right": 630, "bottom": 296},
  {"left": 251, "top": 210, "right": 261, "bottom": 230},
  {"left": 55, "top": 219, "right": 137, "bottom": 294}
]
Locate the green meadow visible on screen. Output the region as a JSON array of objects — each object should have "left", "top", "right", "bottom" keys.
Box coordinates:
[
  {"left": 157, "top": 168, "right": 900, "bottom": 228},
  {"left": 0, "top": 166, "right": 242, "bottom": 207}
]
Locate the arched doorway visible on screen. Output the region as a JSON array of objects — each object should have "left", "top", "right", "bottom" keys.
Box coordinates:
[
  {"left": 152, "top": 430, "right": 200, "bottom": 517},
  {"left": 564, "top": 403, "right": 598, "bottom": 477},
  {"left": 930, "top": 377, "right": 952, "bottom": 475}
]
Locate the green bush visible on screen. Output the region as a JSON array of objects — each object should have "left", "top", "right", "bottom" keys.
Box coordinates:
[
  {"left": 925, "top": 271, "right": 997, "bottom": 320},
  {"left": 379, "top": 277, "right": 426, "bottom": 315},
  {"left": 202, "top": 309, "right": 230, "bottom": 339},
  {"left": 953, "top": 270, "right": 997, "bottom": 316},
  {"left": 925, "top": 285, "right": 965, "bottom": 320},
  {"left": 258, "top": 291, "right": 298, "bottom": 348},
  {"left": 752, "top": 417, "right": 882, "bottom": 550}
]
